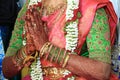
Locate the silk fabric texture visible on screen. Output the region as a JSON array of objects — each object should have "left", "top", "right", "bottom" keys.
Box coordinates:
[{"left": 5, "top": 0, "right": 117, "bottom": 80}]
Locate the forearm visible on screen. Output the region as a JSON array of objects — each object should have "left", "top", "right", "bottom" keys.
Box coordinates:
[
  {"left": 65, "top": 54, "right": 111, "bottom": 80},
  {"left": 41, "top": 42, "right": 111, "bottom": 79}
]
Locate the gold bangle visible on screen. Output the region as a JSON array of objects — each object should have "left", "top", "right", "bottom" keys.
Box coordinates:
[
  {"left": 44, "top": 43, "right": 53, "bottom": 60},
  {"left": 15, "top": 52, "right": 23, "bottom": 63},
  {"left": 13, "top": 55, "right": 23, "bottom": 69},
  {"left": 62, "top": 54, "right": 70, "bottom": 68},
  {"left": 55, "top": 48, "right": 62, "bottom": 63},
  {"left": 61, "top": 50, "right": 67, "bottom": 65},
  {"left": 19, "top": 50, "right": 24, "bottom": 60},
  {"left": 23, "top": 51, "right": 38, "bottom": 65},
  {"left": 21, "top": 46, "right": 27, "bottom": 58},
  {"left": 14, "top": 47, "right": 27, "bottom": 66},
  {"left": 50, "top": 46, "right": 57, "bottom": 62},
  {"left": 39, "top": 42, "right": 51, "bottom": 57}
]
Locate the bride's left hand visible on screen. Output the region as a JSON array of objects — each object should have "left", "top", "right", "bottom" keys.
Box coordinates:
[{"left": 25, "top": 6, "right": 48, "bottom": 51}]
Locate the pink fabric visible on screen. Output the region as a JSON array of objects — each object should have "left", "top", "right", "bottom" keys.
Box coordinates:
[
  {"left": 42, "top": 10, "right": 66, "bottom": 49},
  {"left": 22, "top": 75, "right": 31, "bottom": 80}
]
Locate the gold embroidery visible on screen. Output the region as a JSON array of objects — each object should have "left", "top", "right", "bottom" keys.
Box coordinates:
[{"left": 43, "top": 67, "right": 66, "bottom": 80}]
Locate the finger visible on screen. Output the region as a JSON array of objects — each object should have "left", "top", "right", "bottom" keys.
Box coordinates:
[
  {"left": 25, "top": 7, "right": 48, "bottom": 50},
  {"left": 29, "top": 9, "right": 48, "bottom": 42}
]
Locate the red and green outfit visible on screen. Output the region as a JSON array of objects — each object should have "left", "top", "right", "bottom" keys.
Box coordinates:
[{"left": 6, "top": 0, "right": 117, "bottom": 80}]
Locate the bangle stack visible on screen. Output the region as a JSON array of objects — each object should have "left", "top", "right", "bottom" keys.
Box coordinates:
[
  {"left": 40, "top": 42, "right": 70, "bottom": 68},
  {"left": 62, "top": 54, "right": 70, "bottom": 68},
  {"left": 39, "top": 42, "right": 52, "bottom": 57},
  {"left": 12, "top": 47, "right": 26, "bottom": 69},
  {"left": 12, "top": 42, "right": 70, "bottom": 69},
  {"left": 12, "top": 46, "right": 38, "bottom": 68}
]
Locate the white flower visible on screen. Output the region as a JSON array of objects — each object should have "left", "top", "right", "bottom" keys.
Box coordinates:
[
  {"left": 30, "top": 57, "right": 43, "bottom": 80},
  {"left": 65, "top": 20, "right": 78, "bottom": 52},
  {"left": 22, "top": 28, "right": 26, "bottom": 46},
  {"left": 65, "top": 0, "right": 79, "bottom": 51},
  {"left": 66, "top": 0, "right": 79, "bottom": 20},
  {"left": 63, "top": 70, "right": 75, "bottom": 80},
  {"left": 29, "top": 0, "right": 41, "bottom": 6}
]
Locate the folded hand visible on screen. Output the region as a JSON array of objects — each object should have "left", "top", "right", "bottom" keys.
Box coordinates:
[{"left": 25, "top": 6, "right": 48, "bottom": 52}]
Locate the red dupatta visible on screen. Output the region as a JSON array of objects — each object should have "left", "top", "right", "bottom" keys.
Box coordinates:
[
  {"left": 42, "top": 0, "right": 117, "bottom": 54},
  {"left": 76, "top": 0, "right": 118, "bottom": 53}
]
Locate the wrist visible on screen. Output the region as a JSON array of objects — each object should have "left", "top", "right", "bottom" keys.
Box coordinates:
[
  {"left": 12, "top": 46, "right": 38, "bottom": 68},
  {"left": 12, "top": 53, "right": 24, "bottom": 70},
  {"left": 40, "top": 42, "right": 70, "bottom": 68}
]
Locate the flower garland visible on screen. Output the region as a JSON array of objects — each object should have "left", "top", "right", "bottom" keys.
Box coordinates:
[
  {"left": 65, "top": 20, "right": 79, "bottom": 52},
  {"left": 22, "top": 28, "right": 26, "bottom": 46},
  {"left": 65, "top": 0, "right": 79, "bottom": 52},
  {"left": 22, "top": 0, "right": 44, "bottom": 80},
  {"left": 64, "top": 0, "right": 79, "bottom": 80},
  {"left": 29, "top": 0, "right": 41, "bottom": 6},
  {"left": 63, "top": 70, "right": 75, "bottom": 80},
  {"left": 30, "top": 57, "right": 43, "bottom": 80},
  {"left": 28, "top": 0, "right": 44, "bottom": 79},
  {"left": 66, "top": 0, "right": 79, "bottom": 20}
]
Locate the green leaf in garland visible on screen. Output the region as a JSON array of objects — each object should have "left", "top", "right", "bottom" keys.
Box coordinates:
[{"left": 77, "top": 12, "right": 81, "bottom": 18}]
